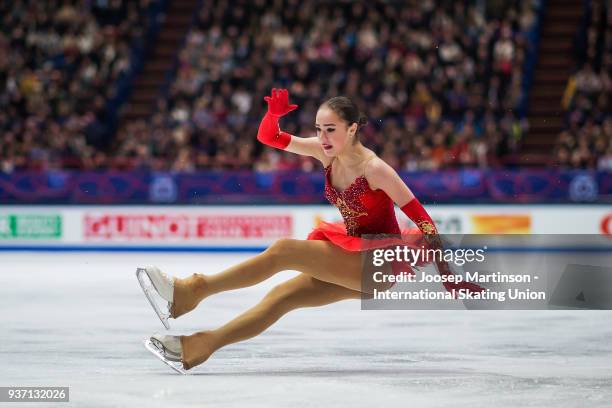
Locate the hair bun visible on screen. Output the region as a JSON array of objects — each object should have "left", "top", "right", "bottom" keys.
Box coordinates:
[{"left": 358, "top": 114, "right": 368, "bottom": 127}]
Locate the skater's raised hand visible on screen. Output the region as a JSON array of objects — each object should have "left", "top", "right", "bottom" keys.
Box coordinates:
[
  {"left": 256, "top": 87, "right": 331, "bottom": 162},
  {"left": 257, "top": 88, "right": 298, "bottom": 150},
  {"left": 264, "top": 88, "right": 298, "bottom": 117}
]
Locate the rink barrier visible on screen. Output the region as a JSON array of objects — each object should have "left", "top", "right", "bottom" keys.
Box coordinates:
[
  {"left": 0, "top": 205, "right": 611, "bottom": 251},
  {"left": 0, "top": 169, "right": 610, "bottom": 204}
]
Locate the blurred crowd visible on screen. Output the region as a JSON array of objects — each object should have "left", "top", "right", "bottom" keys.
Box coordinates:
[
  {"left": 556, "top": 0, "right": 611, "bottom": 170},
  {"left": 114, "top": 0, "right": 537, "bottom": 172},
  {"left": 1, "top": 0, "right": 544, "bottom": 173},
  {"left": 0, "top": 0, "right": 158, "bottom": 173}
]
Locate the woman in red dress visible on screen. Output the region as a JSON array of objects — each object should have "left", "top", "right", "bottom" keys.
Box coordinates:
[{"left": 140, "top": 88, "right": 482, "bottom": 373}]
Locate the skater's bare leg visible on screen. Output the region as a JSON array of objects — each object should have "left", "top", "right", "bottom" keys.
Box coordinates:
[
  {"left": 172, "top": 239, "right": 366, "bottom": 318},
  {"left": 180, "top": 273, "right": 362, "bottom": 369}
]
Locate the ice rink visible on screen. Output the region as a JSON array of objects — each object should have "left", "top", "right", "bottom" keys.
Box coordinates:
[{"left": 1, "top": 251, "right": 611, "bottom": 407}]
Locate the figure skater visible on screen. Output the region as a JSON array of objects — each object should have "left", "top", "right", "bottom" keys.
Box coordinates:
[{"left": 137, "top": 88, "right": 483, "bottom": 373}]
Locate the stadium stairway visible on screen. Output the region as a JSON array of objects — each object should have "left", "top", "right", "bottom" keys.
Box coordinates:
[
  {"left": 522, "top": 0, "right": 584, "bottom": 164},
  {"left": 120, "top": 0, "right": 199, "bottom": 124}
]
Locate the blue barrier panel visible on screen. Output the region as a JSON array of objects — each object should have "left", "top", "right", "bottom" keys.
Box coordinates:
[{"left": 0, "top": 170, "right": 609, "bottom": 204}]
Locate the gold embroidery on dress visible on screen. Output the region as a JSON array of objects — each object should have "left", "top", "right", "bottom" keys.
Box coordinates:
[{"left": 335, "top": 197, "right": 367, "bottom": 236}]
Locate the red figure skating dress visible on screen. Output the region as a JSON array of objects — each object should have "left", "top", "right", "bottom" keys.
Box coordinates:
[
  {"left": 306, "top": 159, "right": 487, "bottom": 297},
  {"left": 307, "top": 159, "right": 423, "bottom": 275}
]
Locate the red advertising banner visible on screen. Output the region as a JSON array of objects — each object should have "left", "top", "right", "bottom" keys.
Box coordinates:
[{"left": 84, "top": 214, "right": 292, "bottom": 240}]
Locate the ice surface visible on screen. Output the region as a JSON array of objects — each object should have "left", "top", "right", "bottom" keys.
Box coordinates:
[{"left": 0, "top": 252, "right": 611, "bottom": 407}]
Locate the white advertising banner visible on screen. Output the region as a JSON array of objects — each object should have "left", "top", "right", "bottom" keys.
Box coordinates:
[
  {"left": 0, "top": 205, "right": 609, "bottom": 249},
  {"left": 299, "top": 205, "right": 612, "bottom": 236}
]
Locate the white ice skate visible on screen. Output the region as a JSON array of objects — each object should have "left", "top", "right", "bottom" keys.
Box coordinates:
[
  {"left": 144, "top": 334, "right": 186, "bottom": 375},
  {"left": 136, "top": 266, "right": 174, "bottom": 329}
]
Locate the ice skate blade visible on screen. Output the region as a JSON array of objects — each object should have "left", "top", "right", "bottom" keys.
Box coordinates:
[
  {"left": 136, "top": 267, "right": 171, "bottom": 329},
  {"left": 144, "top": 338, "right": 186, "bottom": 375}
]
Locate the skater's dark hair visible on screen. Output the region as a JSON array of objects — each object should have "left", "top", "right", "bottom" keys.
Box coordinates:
[{"left": 320, "top": 96, "right": 368, "bottom": 144}]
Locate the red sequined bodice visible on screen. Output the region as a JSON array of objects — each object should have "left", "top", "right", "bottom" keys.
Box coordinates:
[{"left": 324, "top": 163, "right": 401, "bottom": 237}]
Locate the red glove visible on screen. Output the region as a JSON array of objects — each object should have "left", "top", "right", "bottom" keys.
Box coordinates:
[
  {"left": 400, "top": 197, "right": 438, "bottom": 235},
  {"left": 257, "top": 88, "right": 298, "bottom": 150},
  {"left": 401, "top": 198, "right": 485, "bottom": 297},
  {"left": 264, "top": 88, "right": 298, "bottom": 117}
]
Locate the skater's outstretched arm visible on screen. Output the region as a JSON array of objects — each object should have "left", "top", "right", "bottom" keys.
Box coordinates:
[
  {"left": 257, "top": 88, "right": 328, "bottom": 163},
  {"left": 364, "top": 158, "right": 485, "bottom": 294},
  {"left": 361, "top": 157, "right": 418, "bottom": 214}
]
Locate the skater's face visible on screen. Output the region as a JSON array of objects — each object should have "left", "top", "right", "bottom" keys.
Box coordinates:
[{"left": 315, "top": 107, "right": 358, "bottom": 157}]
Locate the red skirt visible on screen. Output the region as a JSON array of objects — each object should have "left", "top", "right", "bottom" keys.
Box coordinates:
[
  {"left": 307, "top": 221, "right": 487, "bottom": 296},
  {"left": 307, "top": 221, "right": 426, "bottom": 277}
]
